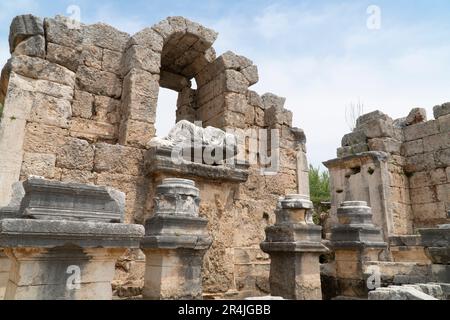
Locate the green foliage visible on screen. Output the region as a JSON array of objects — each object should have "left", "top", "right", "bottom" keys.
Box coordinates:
[
  {"left": 0, "top": 102, "right": 3, "bottom": 119},
  {"left": 309, "top": 165, "right": 331, "bottom": 208}
]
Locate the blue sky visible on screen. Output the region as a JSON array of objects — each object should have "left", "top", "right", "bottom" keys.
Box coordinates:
[{"left": 1, "top": 0, "right": 450, "bottom": 167}]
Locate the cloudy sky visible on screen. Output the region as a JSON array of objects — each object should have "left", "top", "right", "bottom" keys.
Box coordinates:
[{"left": 1, "top": 0, "right": 449, "bottom": 168}]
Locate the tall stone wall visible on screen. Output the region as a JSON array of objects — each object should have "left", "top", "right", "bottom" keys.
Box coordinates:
[
  {"left": 325, "top": 106, "right": 449, "bottom": 242},
  {"left": 0, "top": 15, "right": 307, "bottom": 298}
]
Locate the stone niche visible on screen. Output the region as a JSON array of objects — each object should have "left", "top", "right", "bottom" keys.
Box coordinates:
[{"left": 0, "top": 14, "right": 309, "bottom": 298}]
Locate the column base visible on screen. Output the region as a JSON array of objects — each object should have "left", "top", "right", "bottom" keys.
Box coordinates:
[
  {"left": 4, "top": 247, "right": 125, "bottom": 300},
  {"left": 142, "top": 248, "right": 206, "bottom": 300},
  {"left": 269, "top": 252, "right": 323, "bottom": 300},
  {"left": 0, "top": 249, "right": 11, "bottom": 299}
]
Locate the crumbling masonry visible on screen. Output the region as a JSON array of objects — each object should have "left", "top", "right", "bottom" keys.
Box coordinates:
[
  {"left": 0, "top": 15, "right": 308, "bottom": 299},
  {"left": 0, "top": 14, "right": 448, "bottom": 300}
]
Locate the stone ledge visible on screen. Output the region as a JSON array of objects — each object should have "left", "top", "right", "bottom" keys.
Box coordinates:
[
  {"left": 141, "top": 235, "right": 212, "bottom": 250},
  {"left": 323, "top": 151, "right": 389, "bottom": 168},
  {"left": 260, "top": 241, "right": 329, "bottom": 253},
  {"left": 0, "top": 219, "right": 144, "bottom": 248},
  {"left": 144, "top": 146, "right": 250, "bottom": 182}
]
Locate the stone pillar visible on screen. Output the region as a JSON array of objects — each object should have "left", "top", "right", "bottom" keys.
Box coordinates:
[
  {"left": 419, "top": 223, "right": 450, "bottom": 284},
  {"left": 0, "top": 250, "right": 11, "bottom": 299},
  {"left": 0, "top": 177, "right": 144, "bottom": 300},
  {"left": 330, "top": 201, "right": 387, "bottom": 298},
  {"left": 260, "top": 194, "right": 328, "bottom": 300},
  {"left": 141, "top": 179, "right": 212, "bottom": 300}
]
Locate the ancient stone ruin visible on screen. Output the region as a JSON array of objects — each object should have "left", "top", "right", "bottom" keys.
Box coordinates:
[
  {"left": 0, "top": 14, "right": 448, "bottom": 300},
  {"left": 323, "top": 106, "right": 449, "bottom": 300}
]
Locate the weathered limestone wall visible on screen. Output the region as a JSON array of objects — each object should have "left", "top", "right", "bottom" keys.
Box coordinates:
[
  {"left": 325, "top": 107, "right": 449, "bottom": 242},
  {"left": 0, "top": 15, "right": 306, "bottom": 298}
]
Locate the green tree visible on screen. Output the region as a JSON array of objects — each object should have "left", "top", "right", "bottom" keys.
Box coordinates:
[
  {"left": 0, "top": 102, "right": 3, "bottom": 120},
  {"left": 309, "top": 165, "right": 331, "bottom": 208}
]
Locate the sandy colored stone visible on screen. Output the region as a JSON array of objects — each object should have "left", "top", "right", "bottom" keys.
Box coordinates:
[
  {"left": 60, "top": 169, "right": 97, "bottom": 184},
  {"left": 13, "top": 35, "right": 45, "bottom": 58},
  {"left": 46, "top": 42, "right": 80, "bottom": 72},
  {"left": 76, "top": 66, "right": 122, "bottom": 98},
  {"left": 69, "top": 118, "right": 117, "bottom": 142},
  {"left": 23, "top": 122, "right": 68, "bottom": 154},
  {"left": 29, "top": 93, "right": 72, "bottom": 128},
  {"left": 94, "top": 143, "right": 144, "bottom": 176},
  {"left": 102, "top": 49, "right": 122, "bottom": 75},
  {"left": 21, "top": 152, "right": 56, "bottom": 179},
  {"left": 94, "top": 95, "right": 121, "bottom": 124},
  {"left": 9, "top": 55, "right": 75, "bottom": 87},
  {"left": 119, "top": 119, "right": 156, "bottom": 148},
  {"left": 56, "top": 137, "right": 94, "bottom": 171},
  {"left": 72, "top": 90, "right": 94, "bottom": 119},
  {"left": 121, "top": 45, "right": 161, "bottom": 76}
]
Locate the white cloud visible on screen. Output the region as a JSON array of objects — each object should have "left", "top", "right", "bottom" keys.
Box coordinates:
[{"left": 205, "top": 2, "right": 450, "bottom": 167}]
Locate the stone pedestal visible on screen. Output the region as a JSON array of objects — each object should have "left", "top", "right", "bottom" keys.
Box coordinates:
[
  {"left": 0, "top": 177, "right": 144, "bottom": 300},
  {"left": 419, "top": 224, "right": 450, "bottom": 283},
  {"left": 330, "top": 201, "right": 387, "bottom": 298},
  {"left": 141, "top": 179, "right": 212, "bottom": 300},
  {"left": 0, "top": 250, "right": 11, "bottom": 299},
  {"left": 260, "top": 194, "right": 328, "bottom": 300}
]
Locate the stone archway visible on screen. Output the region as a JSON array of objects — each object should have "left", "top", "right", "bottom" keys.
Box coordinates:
[{"left": 119, "top": 17, "right": 218, "bottom": 148}]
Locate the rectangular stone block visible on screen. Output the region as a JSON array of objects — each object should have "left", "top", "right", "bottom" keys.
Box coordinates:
[
  {"left": 438, "top": 114, "right": 450, "bottom": 133},
  {"left": 13, "top": 35, "right": 45, "bottom": 58},
  {"left": 121, "top": 91, "right": 157, "bottom": 123},
  {"left": 80, "top": 45, "right": 103, "bottom": 70},
  {"left": 434, "top": 148, "right": 450, "bottom": 168},
  {"left": 21, "top": 152, "right": 57, "bottom": 179},
  {"left": 423, "top": 133, "right": 450, "bottom": 153},
  {"left": 121, "top": 45, "right": 160, "bottom": 76},
  {"left": 122, "top": 68, "right": 159, "bottom": 100},
  {"left": 56, "top": 137, "right": 94, "bottom": 171},
  {"left": 433, "top": 103, "right": 450, "bottom": 119},
  {"left": 60, "top": 169, "right": 96, "bottom": 184},
  {"left": 72, "top": 90, "right": 94, "bottom": 119},
  {"left": 412, "top": 202, "right": 447, "bottom": 225},
  {"left": 409, "top": 171, "right": 432, "bottom": 188},
  {"left": 23, "top": 122, "right": 68, "bottom": 154},
  {"left": 76, "top": 66, "right": 122, "bottom": 99},
  {"left": 410, "top": 186, "right": 437, "bottom": 205},
  {"left": 44, "top": 16, "right": 84, "bottom": 50},
  {"left": 46, "top": 42, "right": 81, "bottom": 72},
  {"left": 9, "top": 14, "right": 44, "bottom": 52},
  {"left": 9, "top": 55, "right": 76, "bottom": 87},
  {"left": 29, "top": 93, "right": 72, "bottom": 128},
  {"left": 404, "top": 120, "right": 439, "bottom": 141},
  {"left": 402, "top": 139, "right": 424, "bottom": 156},
  {"left": 118, "top": 119, "right": 156, "bottom": 148},
  {"left": 94, "top": 143, "right": 144, "bottom": 176},
  {"left": 224, "top": 69, "right": 249, "bottom": 94},
  {"left": 93, "top": 95, "right": 121, "bottom": 124},
  {"left": 368, "top": 138, "right": 401, "bottom": 154},
  {"left": 404, "top": 153, "right": 435, "bottom": 173},
  {"left": 102, "top": 49, "right": 122, "bottom": 75},
  {"left": 84, "top": 23, "right": 130, "bottom": 52},
  {"left": 69, "top": 118, "right": 117, "bottom": 142},
  {"left": 342, "top": 130, "right": 367, "bottom": 147}
]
